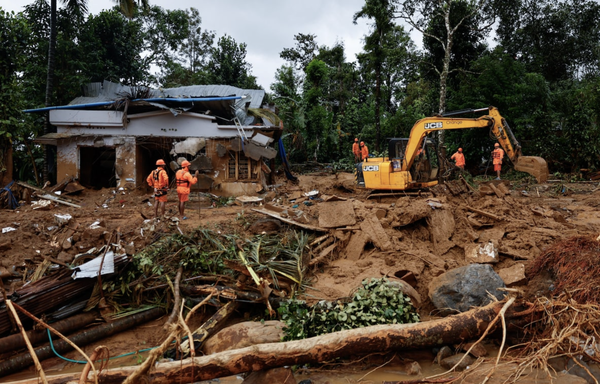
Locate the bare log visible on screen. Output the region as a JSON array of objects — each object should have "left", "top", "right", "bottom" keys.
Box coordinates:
[
  {"left": 0, "top": 308, "right": 163, "bottom": 378},
  {"left": 14, "top": 301, "right": 512, "bottom": 384},
  {"left": 0, "top": 311, "right": 98, "bottom": 354}
]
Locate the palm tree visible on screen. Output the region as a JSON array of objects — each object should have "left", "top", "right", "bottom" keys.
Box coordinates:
[
  {"left": 43, "top": 0, "right": 87, "bottom": 183},
  {"left": 116, "top": 0, "right": 149, "bottom": 19}
]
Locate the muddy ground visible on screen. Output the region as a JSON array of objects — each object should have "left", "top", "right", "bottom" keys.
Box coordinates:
[{"left": 1, "top": 172, "right": 600, "bottom": 382}]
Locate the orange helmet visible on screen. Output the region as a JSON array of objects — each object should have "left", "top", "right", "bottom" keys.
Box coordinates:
[
  {"left": 181, "top": 160, "right": 191, "bottom": 168},
  {"left": 494, "top": 143, "right": 500, "bottom": 147},
  {"left": 360, "top": 141, "right": 364, "bottom": 145},
  {"left": 458, "top": 148, "right": 462, "bottom": 152},
  {"left": 156, "top": 159, "right": 166, "bottom": 166}
]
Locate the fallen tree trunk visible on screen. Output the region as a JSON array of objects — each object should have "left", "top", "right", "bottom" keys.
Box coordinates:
[
  {"left": 13, "top": 301, "right": 513, "bottom": 384},
  {"left": 0, "top": 308, "right": 163, "bottom": 378}
]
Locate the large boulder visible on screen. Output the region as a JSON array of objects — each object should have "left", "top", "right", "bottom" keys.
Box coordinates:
[
  {"left": 428, "top": 264, "right": 506, "bottom": 314},
  {"left": 203, "top": 320, "right": 285, "bottom": 355}
]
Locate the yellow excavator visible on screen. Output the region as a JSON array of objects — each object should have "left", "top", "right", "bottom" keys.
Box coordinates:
[{"left": 356, "top": 106, "right": 548, "bottom": 190}]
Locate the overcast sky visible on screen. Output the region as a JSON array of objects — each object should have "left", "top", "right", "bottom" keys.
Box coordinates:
[{"left": 0, "top": 0, "right": 404, "bottom": 90}]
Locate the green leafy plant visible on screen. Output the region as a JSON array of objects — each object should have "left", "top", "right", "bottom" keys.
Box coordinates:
[{"left": 278, "top": 278, "right": 419, "bottom": 340}]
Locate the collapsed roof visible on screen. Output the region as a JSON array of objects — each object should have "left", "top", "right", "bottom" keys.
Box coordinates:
[{"left": 26, "top": 81, "right": 270, "bottom": 126}]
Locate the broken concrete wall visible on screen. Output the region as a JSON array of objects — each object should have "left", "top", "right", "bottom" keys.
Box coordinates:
[
  {"left": 114, "top": 137, "right": 136, "bottom": 189},
  {"left": 169, "top": 137, "right": 267, "bottom": 196},
  {"left": 54, "top": 130, "right": 274, "bottom": 194}
]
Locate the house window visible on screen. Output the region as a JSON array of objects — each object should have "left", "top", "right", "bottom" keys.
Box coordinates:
[{"left": 228, "top": 151, "right": 259, "bottom": 180}]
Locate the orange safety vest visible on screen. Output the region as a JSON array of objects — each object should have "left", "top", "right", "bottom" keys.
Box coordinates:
[
  {"left": 451, "top": 152, "right": 465, "bottom": 167},
  {"left": 492, "top": 148, "right": 504, "bottom": 165},
  {"left": 176, "top": 168, "right": 197, "bottom": 195},
  {"left": 361, "top": 144, "right": 369, "bottom": 160},
  {"left": 147, "top": 168, "right": 168, "bottom": 196}
]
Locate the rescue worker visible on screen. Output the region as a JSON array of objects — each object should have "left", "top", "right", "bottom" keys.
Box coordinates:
[
  {"left": 492, "top": 143, "right": 505, "bottom": 180},
  {"left": 352, "top": 138, "right": 360, "bottom": 163},
  {"left": 146, "top": 159, "right": 169, "bottom": 219},
  {"left": 360, "top": 141, "right": 369, "bottom": 162},
  {"left": 451, "top": 148, "right": 466, "bottom": 170},
  {"left": 175, "top": 160, "right": 198, "bottom": 220}
]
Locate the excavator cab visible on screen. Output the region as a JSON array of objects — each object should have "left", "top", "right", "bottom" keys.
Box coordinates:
[{"left": 389, "top": 138, "right": 440, "bottom": 183}]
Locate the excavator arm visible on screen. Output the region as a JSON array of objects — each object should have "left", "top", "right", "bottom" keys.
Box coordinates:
[{"left": 401, "top": 106, "right": 548, "bottom": 183}]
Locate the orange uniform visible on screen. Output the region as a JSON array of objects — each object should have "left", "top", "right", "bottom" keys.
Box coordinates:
[
  {"left": 492, "top": 148, "right": 504, "bottom": 171},
  {"left": 451, "top": 151, "right": 465, "bottom": 168},
  {"left": 352, "top": 142, "right": 360, "bottom": 156},
  {"left": 360, "top": 143, "right": 369, "bottom": 162},
  {"left": 146, "top": 167, "right": 169, "bottom": 202},
  {"left": 176, "top": 167, "right": 197, "bottom": 202}
]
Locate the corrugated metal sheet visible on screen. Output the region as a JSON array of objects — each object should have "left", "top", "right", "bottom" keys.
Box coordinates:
[
  {"left": 0, "top": 255, "right": 128, "bottom": 336},
  {"left": 68, "top": 81, "right": 265, "bottom": 121}
]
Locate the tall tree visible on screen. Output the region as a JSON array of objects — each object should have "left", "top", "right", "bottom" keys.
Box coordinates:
[
  {"left": 115, "top": 0, "right": 148, "bottom": 19},
  {"left": 496, "top": 0, "right": 600, "bottom": 82},
  {"left": 304, "top": 59, "right": 333, "bottom": 161},
  {"left": 43, "top": 0, "right": 88, "bottom": 182},
  {"left": 158, "top": 8, "right": 215, "bottom": 87},
  {"left": 207, "top": 35, "right": 259, "bottom": 89},
  {"left": 280, "top": 33, "right": 319, "bottom": 72},
  {"left": 354, "top": 0, "right": 396, "bottom": 151},
  {"left": 271, "top": 65, "right": 305, "bottom": 161},
  {"left": 0, "top": 10, "right": 31, "bottom": 184},
  {"left": 394, "top": 0, "right": 495, "bottom": 120}
]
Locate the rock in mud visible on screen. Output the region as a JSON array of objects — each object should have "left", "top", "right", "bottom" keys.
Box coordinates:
[
  {"left": 498, "top": 263, "right": 527, "bottom": 286},
  {"left": 566, "top": 358, "right": 600, "bottom": 384},
  {"left": 428, "top": 264, "right": 506, "bottom": 314},
  {"left": 248, "top": 218, "right": 282, "bottom": 235},
  {"left": 203, "top": 320, "right": 285, "bottom": 355},
  {"left": 440, "top": 353, "right": 474, "bottom": 371},
  {"left": 434, "top": 346, "right": 453, "bottom": 364},
  {"left": 242, "top": 367, "right": 296, "bottom": 384}
]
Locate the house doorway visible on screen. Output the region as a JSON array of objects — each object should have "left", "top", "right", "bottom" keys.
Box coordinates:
[{"left": 79, "top": 147, "right": 116, "bottom": 189}]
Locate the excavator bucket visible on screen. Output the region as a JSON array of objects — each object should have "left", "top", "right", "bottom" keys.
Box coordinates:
[{"left": 514, "top": 156, "right": 549, "bottom": 183}]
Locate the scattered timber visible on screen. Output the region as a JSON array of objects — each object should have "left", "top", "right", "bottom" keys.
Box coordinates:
[
  {"left": 16, "top": 301, "right": 516, "bottom": 384},
  {"left": 0, "top": 308, "right": 163, "bottom": 378},
  {"left": 463, "top": 206, "right": 501, "bottom": 221},
  {"left": 182, "top": 285, "right": 288, "bottom": 308},
  {"left": 252, "top": 208, "right": 327, "bottom": 232},
  {"left": 0, "top": 311, "right": 98, "bottom": 354}
]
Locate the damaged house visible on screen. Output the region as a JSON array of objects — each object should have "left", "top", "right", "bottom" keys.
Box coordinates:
[{"left": 31, "top": 81, "right": 282, "bottom": 195}]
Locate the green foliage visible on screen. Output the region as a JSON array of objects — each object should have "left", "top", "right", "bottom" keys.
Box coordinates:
[
  {"left": 278, "top": 278, "right": 419, "bottom": 340},
  {"left": 111, "top": 228, "right": 310, "bottom": 305},
  {"left": 206, "top": 35, "right": 260, "bottom": 89}
]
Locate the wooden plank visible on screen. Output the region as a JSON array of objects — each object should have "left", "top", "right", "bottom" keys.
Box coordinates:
[
  {"left": 463, "top": 206, "right": 500, "bottom": 221},
  {"left": 488, "top": 183, "right": 504, "bottom": 199},
  {"left": 251, "top": 209, "right": 327, "bottom": 232},
  {"left": 37, "top": 194, "right": 81, "bottom": 208}
]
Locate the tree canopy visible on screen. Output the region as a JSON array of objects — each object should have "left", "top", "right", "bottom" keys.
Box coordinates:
[{"left": 1, "top": 0, "right": 600, "bottom": 184}]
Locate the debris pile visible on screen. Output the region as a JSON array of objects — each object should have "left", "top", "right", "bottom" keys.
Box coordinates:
[
  {"left": 528, "top": 236, "right": 600, "bottom": 304},
  {"left": 2, "top": 171, "right": 600, "bottom": 382}
]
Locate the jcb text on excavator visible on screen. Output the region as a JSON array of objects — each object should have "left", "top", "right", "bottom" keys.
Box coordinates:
[{"left": 356, "top": 107, "right": 548, "bottom": 191}]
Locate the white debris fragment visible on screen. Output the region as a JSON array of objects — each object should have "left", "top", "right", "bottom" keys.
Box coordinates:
[
  {"left": 54, "top": 214, "right": 72, "bottom": 226},
  {"left": 72, "top": 251, "right": 115, "bottom": 279}
]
